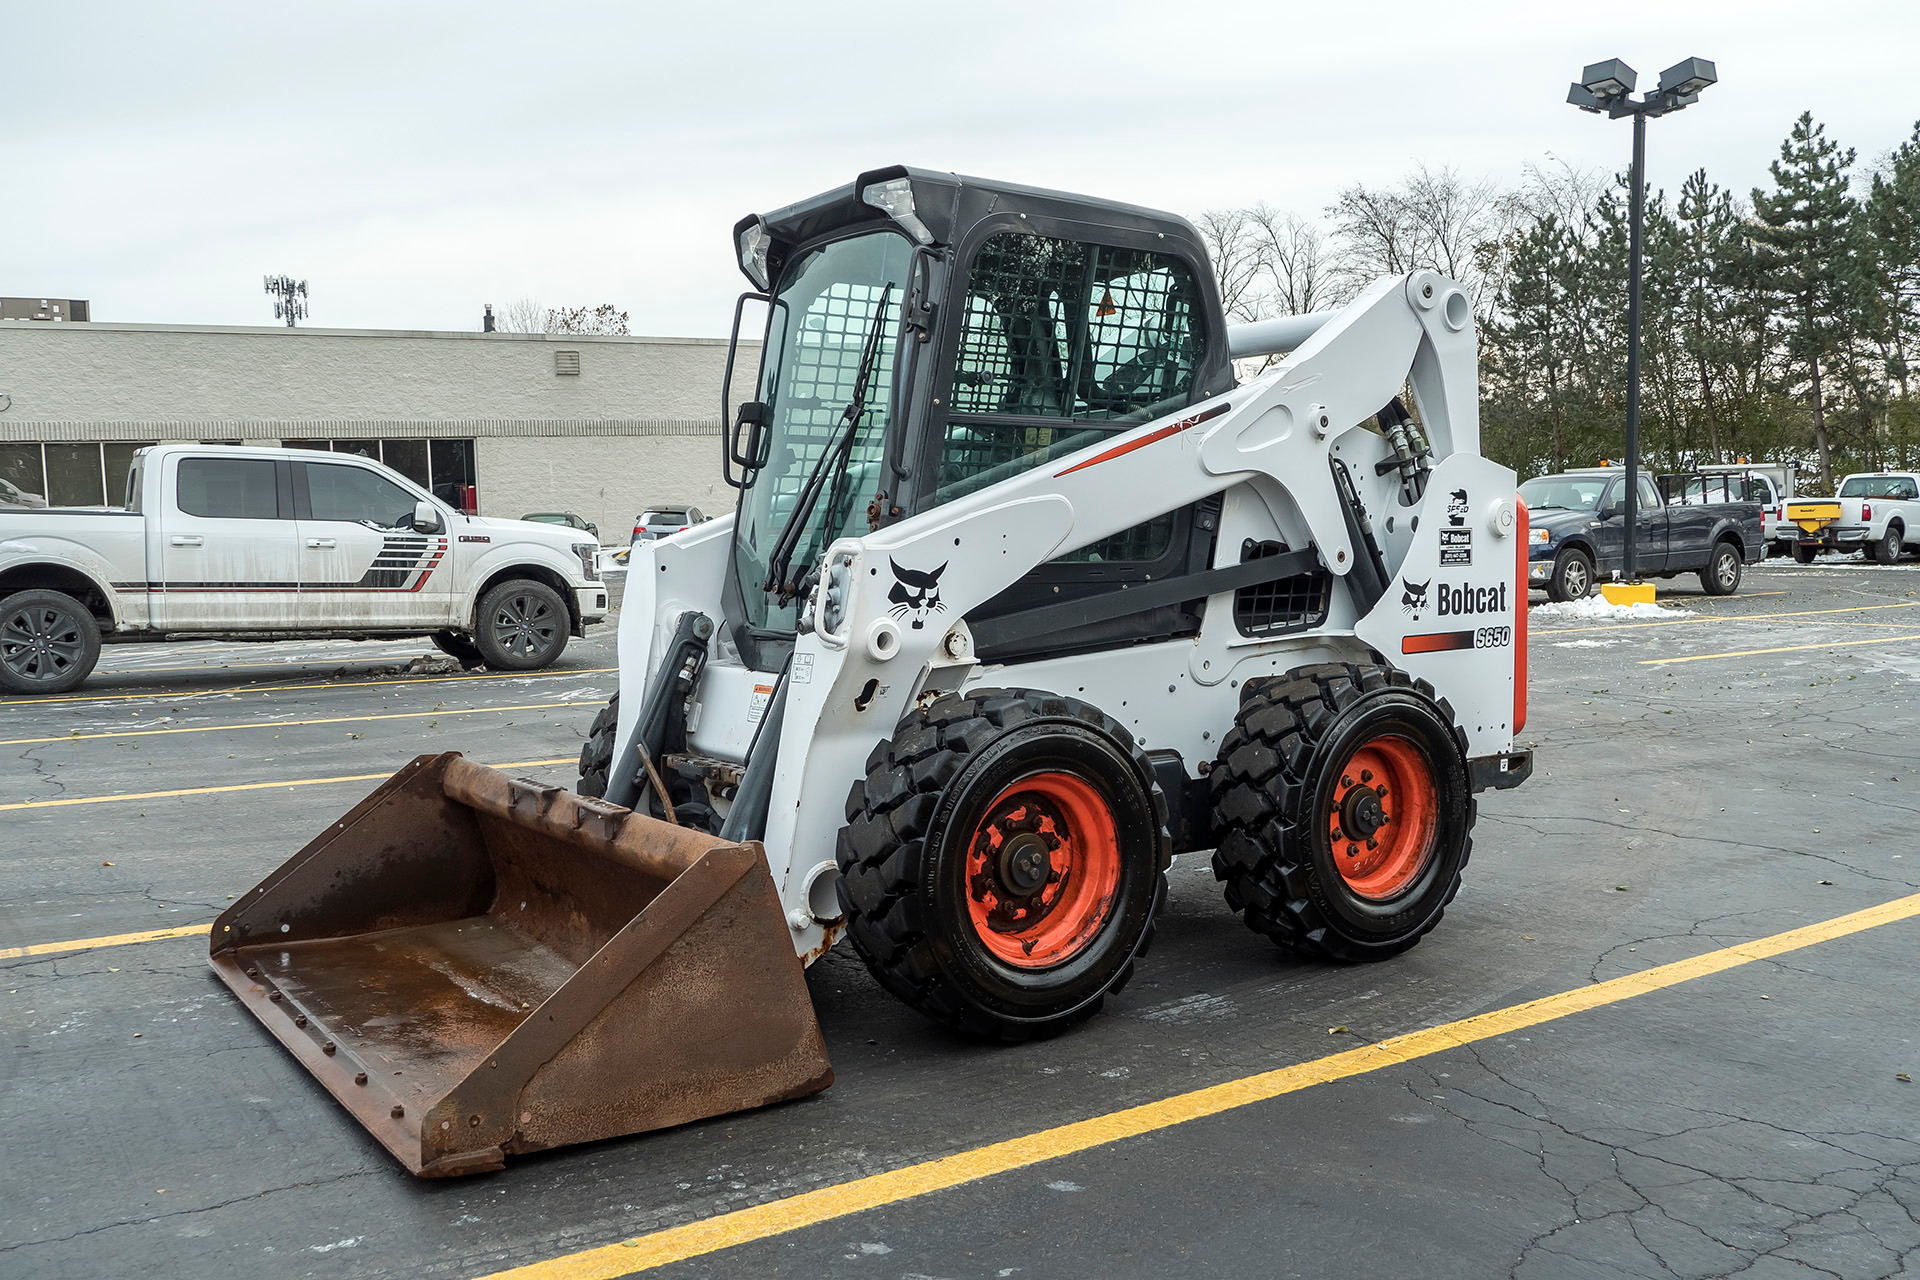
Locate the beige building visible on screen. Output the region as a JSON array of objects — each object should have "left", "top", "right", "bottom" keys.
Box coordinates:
[{"left": 0, "top": 320, "right": 757, "bottom": 541}]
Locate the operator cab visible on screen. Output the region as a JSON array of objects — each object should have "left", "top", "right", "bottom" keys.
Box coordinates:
[{"left": 718, "top": 165, "right": 1236, "bottom": 670}]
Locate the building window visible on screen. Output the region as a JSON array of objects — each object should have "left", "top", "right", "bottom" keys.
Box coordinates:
[
  {"left": 0, "top": 441, "right": 159, "bottom": 509},
  {"left": 277, "top": 437, "right": 478, "bottom": 512}
]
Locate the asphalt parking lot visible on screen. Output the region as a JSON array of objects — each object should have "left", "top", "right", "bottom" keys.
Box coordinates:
[{"left": 4, "top": 560, "right": 1918, "bottom": 1280}]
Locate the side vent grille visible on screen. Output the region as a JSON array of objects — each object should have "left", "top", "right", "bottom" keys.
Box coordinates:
[
  {"left": 554, "top": 349, "right": 581, "bottom": 376},
  {"left": 1233, "top": 539, "right": 1331, "bottom": 637}
]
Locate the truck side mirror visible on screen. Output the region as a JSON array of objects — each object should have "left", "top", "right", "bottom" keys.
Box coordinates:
[
  {"left": 413, "top": 500, "right": 443, "bottom": 533},
  {"left": 586, "top": 521, "right": 598, "bottom": 537},
  {"left": 1599, "top": 504, "right": 1620, "bottom": 521}
]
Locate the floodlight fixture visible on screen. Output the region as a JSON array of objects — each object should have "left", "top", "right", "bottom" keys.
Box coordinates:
[
  {"left": 1657, "top": 57, "right": 1717, "bottom": 98},
  {"left": 1566, "top": 83, "right": 1605, "bottom": 114},
  {"left": 1580, "top": 59, "right": 1637, "bottom": 101}
]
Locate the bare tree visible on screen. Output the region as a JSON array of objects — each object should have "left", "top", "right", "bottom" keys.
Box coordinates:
[
  {"left": 1327, "top": 165, "right": 1509, "bottom": 313},
  {"left": 1246, "top": 204, "right": 1344, "bottom": 315},
  {"left": 499, "top": 296, "right": 546, "bottom": 333},
  {"left": 1196, "top": 208, "right": 1266, "bottom": 321},
  {"left": 546, "top": 303, "right": 631, "bottom": 335}
]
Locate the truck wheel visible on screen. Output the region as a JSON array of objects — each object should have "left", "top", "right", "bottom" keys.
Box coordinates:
[
  {"left": 577, "top": 693, "right": 618, "bottom": 798},
  {"left": 1210, "top": 662, "right": 1473, "bottom": 963},
  {"left": 837, "top": 689, "right": 1171, "bottom": 1040},
  {"left": 1792, "top": 543, "right": 1816, "bottom": 565},
  {"left": 0, "top": 589, "right": 101, "bottom": 695},
  {"left": 1546, "top": 549, "right": 1592, "bottom": 602},
  {"left": 1700, "top": 541, "right": 1743, "bottom": 596},
  {"left": 430, "top": 630, "right": 486, "bottom": 670},
  {"left": 1874, "top": 526, "right": 1904, "bottom": 565},
  {"left": 473, "top": 580, "right": 569, "bottom": 670}
]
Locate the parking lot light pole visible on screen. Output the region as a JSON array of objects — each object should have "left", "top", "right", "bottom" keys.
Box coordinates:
[{"left": 1568, "top": 57, "right": 1717, "bottom": 583}]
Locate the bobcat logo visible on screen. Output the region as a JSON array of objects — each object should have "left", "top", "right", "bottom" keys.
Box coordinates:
[
  {"left": 1447, "top": 489, "right": 1469, "bottom": 527},
  {"left": 1401, "top": 578, "right": 1431, "bottom": 620},
  {"left": 888, "top": 559, "right": 947, "bottom": 630}
]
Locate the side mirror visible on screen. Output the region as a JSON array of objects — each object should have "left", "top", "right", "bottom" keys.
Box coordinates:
[
  {"left": 413, "top": 500, "right": 443, "bottom": 533},
  {"left": 1599, "top": 504, "right": 1620, "bottom": 521},
  {"left": 586, "top": 521, "right": 598, "bottom": 537}
]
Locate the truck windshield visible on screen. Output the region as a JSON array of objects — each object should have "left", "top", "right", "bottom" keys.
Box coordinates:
[
  {"left": 1519, "top": 476, "right": 1607, "bottom": 512},
  {"left": 1838, "top": 475, "right": 1919, "bottom": 500},
  {"left": 732, "top": 230, "right": 910, "bottom": 632}
]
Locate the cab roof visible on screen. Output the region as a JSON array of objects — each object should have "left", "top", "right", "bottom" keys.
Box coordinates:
[{"left": 736, "top": 164, "right": 1210, "bottom": 287}]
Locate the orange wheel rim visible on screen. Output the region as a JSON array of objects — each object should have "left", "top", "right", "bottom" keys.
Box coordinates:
[
  {"left": 1326, "top": 735, "right": 1438, "bottom": 901},
  {"left": 964, "top": 771, "right": 1121, "bottom": 968}
]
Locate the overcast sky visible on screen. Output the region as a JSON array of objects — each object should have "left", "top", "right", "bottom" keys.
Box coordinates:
[{"left": 7, "top": 1, "right": 1916, "bottom": 337}]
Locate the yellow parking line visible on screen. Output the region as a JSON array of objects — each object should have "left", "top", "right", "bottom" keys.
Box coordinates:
[
  {"left": 1638, "top": 634, "right": 1920, "bottom": 664},
  {"left": 0, "top": 757, "right": 574, "bottom": 812},
  {"left": 0, "top": 667, "right": 617, "bottom": 709},
  {"left": 0, "top": 702, "right": 584, "bottom": 746},
  {"left": 1, "top": 923, "right": 213, "bottom": 960},
  {"left": 1536, "top": 599, "right": 1920, "bottom": 635},
  {"left": 478, "top": 891, "right": 1920, "bottom": 1280}
]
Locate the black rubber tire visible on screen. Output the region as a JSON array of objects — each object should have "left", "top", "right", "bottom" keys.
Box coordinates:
[
  {"left": 473, "top": 579, "right": 570, "bottom": 671},
  {"left": 1546, "top": 549, "right": 1592, "bottom": 602},
  {"left": 1792, "top": 543, "right": 1817, "bottom": 565},
  {"left": 1700, "top": 540, "right": 1743, "bottom": 596},
  {"left": 430, "top": 630, "right": 486, "bottom": 670},
  {"left": 1875, "top": 525, "right": 1904, "bottom": 565},
  {"left": 577, "top": 693, "right": 618, "bottom": 799},
  {"left": 0, "top": 589, "right": 102, "bottom": 695},
  {"left": 836, "top": 688, "right": 1171, "bottom": 1041},
  {"left": 1209, "top": 661, "right": 1474, "bottom": 963}
]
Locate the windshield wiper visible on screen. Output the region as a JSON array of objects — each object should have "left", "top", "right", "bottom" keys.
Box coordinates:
[{"left": 762, "top": 283, "right": 894, "bottom": 605}]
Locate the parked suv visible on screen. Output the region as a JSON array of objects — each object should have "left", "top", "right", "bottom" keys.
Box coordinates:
[
  {"left": 630, "top": 506, "right": 706, "bottom": 545},
  {"left": 0, "top": 444, "right": 608, "bottom": 693}
]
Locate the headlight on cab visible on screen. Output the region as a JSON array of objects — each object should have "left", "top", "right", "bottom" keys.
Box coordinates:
[
  {"left": 573, "top": 543, "right": 601, "bottom": 582},
  {"left": 1530, "top": 526, "right": 1553, "bottom": 544}
]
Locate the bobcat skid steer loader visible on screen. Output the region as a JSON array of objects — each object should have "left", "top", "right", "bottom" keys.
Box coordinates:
[{"left": 214, "top": 166, "right": 1531, "bottom": 1176}]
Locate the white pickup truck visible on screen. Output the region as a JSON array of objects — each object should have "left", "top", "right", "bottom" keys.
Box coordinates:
[
  {"left": 0, "top": 443, "right": 608, "bottom": 693},
  {"left": 1781, "top": 471, "right": 1920, "bottom": 564}
]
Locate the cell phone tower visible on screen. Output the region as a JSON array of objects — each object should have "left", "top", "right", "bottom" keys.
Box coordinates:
[{"left": 264, "top": 275, "right": 308, "bottom": 327}]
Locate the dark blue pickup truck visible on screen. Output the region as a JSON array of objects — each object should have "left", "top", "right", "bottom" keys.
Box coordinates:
[{"left": 1519, "top": 467, "right": 1766, "bottom": 601}]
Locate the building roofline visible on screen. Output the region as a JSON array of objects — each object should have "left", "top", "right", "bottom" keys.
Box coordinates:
[{"left": 0, "top": 319, "right": 735, "bottom": 345}]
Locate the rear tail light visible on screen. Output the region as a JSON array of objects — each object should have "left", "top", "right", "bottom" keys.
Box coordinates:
[
  {"left": 678, "top": 526, "right": 690, "bottom": 533},
  {"left": 1863, "top": 503, "right": 1873, "bottom": 521},
  {"left": 1776, "top": 503, "right": 1784, "bottom": 521}
]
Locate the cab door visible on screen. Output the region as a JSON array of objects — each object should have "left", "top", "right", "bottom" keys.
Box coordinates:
[
  {"left": 293, "top": 458, "right": 453, "bottom": 629},
  {"left": 158, "top": 454, "right": 302, "bottom": 628},
  {"left": 1594, "top": 476, "right": 1669, "bottom": 575}
]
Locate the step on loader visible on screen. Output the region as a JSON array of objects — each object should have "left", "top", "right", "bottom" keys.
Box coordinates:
[{"left": 218, "top": 166, "right": 1533, "bottom": 1175}]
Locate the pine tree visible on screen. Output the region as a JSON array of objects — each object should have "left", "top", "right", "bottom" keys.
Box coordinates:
[
  {"left": 1751, "top": 112, "right": 1861, "bottom": 491},
  {"left": 1492, "top": 215, "right": 1576, "bottom": 472},
  {"left": 1863, "top": 122, "right": 1920, "bottom": 461},
  {"left": 1675, "top": 170, "right": 1740, "bottom": 460}
]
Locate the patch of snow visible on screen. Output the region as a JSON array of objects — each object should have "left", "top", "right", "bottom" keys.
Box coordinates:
[
  {"left": 1531, "top": 597, "right": 1692, "bottom": 621},
  {"left": 310, "top": 1237, "right": 363, "bottom": 1253},
  {"left": 856, "top": 1242, "right": 893, "bottom": 1255},
  {"left": 1046, "top": 1180, "right": 1085, "bottom": 1192},
  {"left": 1553, "top": 638, "right": 1627, "bottom": 648}
]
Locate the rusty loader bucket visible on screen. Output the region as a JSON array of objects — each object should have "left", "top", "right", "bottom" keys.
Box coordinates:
[{"left": 209, "top": 753, "right": 832, "bottom": 1177}]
